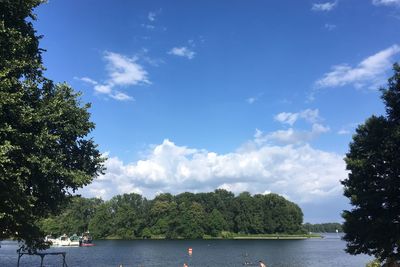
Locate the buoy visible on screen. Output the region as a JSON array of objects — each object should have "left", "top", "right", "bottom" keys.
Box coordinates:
[{"left": 188, "top": 247, "right": 193, "bottom": 256}]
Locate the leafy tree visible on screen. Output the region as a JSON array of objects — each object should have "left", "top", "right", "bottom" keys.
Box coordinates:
[
  {"left": 149, "top": 199, "right": 177, "bottom": 236},
  {"left": 303, "top": 222, "right": 342, "bottom": 233},
  {"left": 177, "top": 202, "right": 205, "bottom": 239},
  {"left": 88, "top": 202, "right": 113, "bottom": 239},
  {"left": 206, "top": 209, "right": 227, "bottom": 237},
  {"left": 342, "top": 64, "right": 400, "bottom": 266},
  {"left": 39, "top": 197, "right": 103, "bottom": 236},
  {"left": 0, "top": 0, "right": 104, "bottom": 250},
  {"left": 109, "top": 193, "right": 147, "bottom": 239}
]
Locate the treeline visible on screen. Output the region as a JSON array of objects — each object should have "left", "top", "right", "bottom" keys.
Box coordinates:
[
  {"left": 39, "top": 190, "right": 305, "bottom": 239},
  {"left": 303, "top": 223, "right": 343, "bottom": 233}
]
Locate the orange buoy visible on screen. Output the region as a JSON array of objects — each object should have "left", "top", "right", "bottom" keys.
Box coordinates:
[{"left": 188, "top": 247, "right": 193, "bottom": 256}]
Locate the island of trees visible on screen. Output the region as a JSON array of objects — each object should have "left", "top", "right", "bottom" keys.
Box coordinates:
[{"left": 38, "top": 190, "right": 313, "bottom": 239}]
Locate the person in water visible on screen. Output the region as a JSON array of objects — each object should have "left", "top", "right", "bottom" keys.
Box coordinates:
[
  {"left": 183, "top": 263, "right": 188, "bottom": 267},
  {"left": 259, "top": 260, "right": 267, "bottom": 267}
]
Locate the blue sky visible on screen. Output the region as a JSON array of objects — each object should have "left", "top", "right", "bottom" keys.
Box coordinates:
[{"left": 35, "top": 0, "right": 400, "bottom": 222}]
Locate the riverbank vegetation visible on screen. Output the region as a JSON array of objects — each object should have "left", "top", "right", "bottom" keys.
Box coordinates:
[
  {"left": 303, "top": 222, "right": 343, "bottom": 233},
  {"left": 39, "top": 190, "right": 310, "bottom": 239}
]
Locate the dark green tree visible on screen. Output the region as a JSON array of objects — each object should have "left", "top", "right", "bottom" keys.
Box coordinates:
[
  {"left": 342, "top": 63, "right": 400, "bottom": 266},
  {"left": 39, "top": 197, "right": 103, "bottom": 236},
  {"left": 0, "top": 0, "right": 104, "bottom": 250},
  {"left": 176, "top": 202, "right": 206, "bottom": 239},
  {"left": 206, "top": 209, "right": 227, "bottom": 236},
  {"left": 88, "top": 202, "right": 113, "bottom": 239}
]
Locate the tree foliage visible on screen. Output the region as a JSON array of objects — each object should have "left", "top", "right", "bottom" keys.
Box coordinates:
[
  {"left": 342, "top": 63, "right": 400, "bottom": 265},
  {"left": 0, "top": 0, "right": 104, "bottom": 250},
  {"left": 39, "top": 190, "right": 304, "bottom": 239},
  {"left": 303, "top": 223, "right": 342, "bottom": 233}
]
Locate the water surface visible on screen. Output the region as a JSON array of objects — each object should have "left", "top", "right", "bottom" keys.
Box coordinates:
[{"left": 0, "top": 234, "right": 372, "bottom": 266}]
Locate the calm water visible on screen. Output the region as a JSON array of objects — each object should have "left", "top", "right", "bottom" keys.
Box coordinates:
[{"left": 1, "top": 234, "right": 372, "bottom": 267}]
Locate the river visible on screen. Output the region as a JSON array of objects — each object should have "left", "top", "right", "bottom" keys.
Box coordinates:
[{"left": 0, "top": 234, "right": 372, "bottom": 266}]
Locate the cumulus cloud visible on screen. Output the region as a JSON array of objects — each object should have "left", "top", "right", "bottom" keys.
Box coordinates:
[
  {"left": 261, "top": 109, "right": 329, "bottom": 144},
  {"left": 372, "top": 0, "right": 400, "bottom": 6},
  {"left": 168, "top": 47, "right": 196, "bottom": 59},
  {"left": 312, "top": 1, "right": 337, "bottom": 11},
  {"left": 78, "top": 51, "right": 149, "bottom": 101},
  {"left": 315, "top": 44, "right": 400, "bottom": 89},
  {"left": 79, "top": 138, "right": 345, "bottom": 204},
  {"left": 104, "top": 52, "right": 150, "bottom": 86}
]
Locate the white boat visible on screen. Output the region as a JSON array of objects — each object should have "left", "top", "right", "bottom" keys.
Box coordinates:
[{"left": 46, "top": 234, "right": 80, "bottom": 247}]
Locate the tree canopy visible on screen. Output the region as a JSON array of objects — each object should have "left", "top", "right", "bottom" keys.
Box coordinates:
[
  {"left": 0, "top": 0, "right": 104, "bottom": 250},
  {"left": 342, "top": 63, "right": 400, "bottom": 266},
  {"left": 40, "top": 190, "right": 305, "bottom": 239}
]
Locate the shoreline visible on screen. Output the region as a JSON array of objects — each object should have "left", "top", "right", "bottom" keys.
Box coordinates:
[{"left": 100, "top": 234, "right": 324, "bottom": 240}]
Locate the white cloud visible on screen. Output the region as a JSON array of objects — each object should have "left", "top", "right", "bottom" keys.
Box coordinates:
[
  {"left": 255, "top": 124, "right": 330, "bottom": 145},
  {"left": 80, "top": 138, "right": 345, "bottom": 204},
  {"left": 168, "top": 47, "right": 196, "bottom": 59},
  {"left": 110, "top": 92, "right": 134, "bottom": 101},
  {"left": 315, "top": 44, "right": 400, "bottom": 88},
  {"left": 337, "top": 122, "right": 359, "bottom": 135},
  {"left": 312, "top": 1, "right": 337, "bottom": 11},
  {"left": 94, "top": 84, "right": 112, "bottom": 94},
  {"left": 104, "top": 51, "right": 150, "bottom": 86},
  {"left": 78, "top": 51, "right": 150, "bottom": 101},
  {"left": 337, "top": 129, "right": 350, "bottom": 135},
  {"left": 274, "top": 109, "right": 321, "bottom": 126},
  {"left": 275, "top": 112, "right": 299, "bottom": 126},
  {"left": 77, "top": 76, "right": 98, "bottom": 85},
  {"left": 372, "top": 0, "right": 400, "bottom": 6}
]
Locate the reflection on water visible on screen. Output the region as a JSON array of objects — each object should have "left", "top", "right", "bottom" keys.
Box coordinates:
[{"left": 1, "top": 237, "right": 371, "bottom": 267}]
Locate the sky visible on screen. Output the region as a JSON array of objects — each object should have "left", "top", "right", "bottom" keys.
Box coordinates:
[{"left": 34, "top": 0, "right": 400, "bottom": 223}]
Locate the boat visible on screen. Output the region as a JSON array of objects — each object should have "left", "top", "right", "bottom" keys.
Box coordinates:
[
  {"left": 79, "top": 231, "right": 95, "bottom": 247},
  {"left": 45, "top": 234, "right": 80, "bottom": 247}
]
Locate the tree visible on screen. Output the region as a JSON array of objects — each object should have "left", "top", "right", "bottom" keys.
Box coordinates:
[
  {"left": 88, "top": 202, "right": 113, "bottom": 239},
  {"left": 0, "top": 0, "right": 104, "bottom": 251},
  {"left": 39, "top": 197, "right": 103, "bottom": 236},
  {"left": 206, "top": 209, "right": 227, "bottom": 237},
  {"left": 342, "top": 63, "right": 400, "bottom": 266}
]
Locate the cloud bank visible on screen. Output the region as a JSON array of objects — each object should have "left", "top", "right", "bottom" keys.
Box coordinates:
[{"left": 81, "top": 139, "right": 345, "bottom": 204}]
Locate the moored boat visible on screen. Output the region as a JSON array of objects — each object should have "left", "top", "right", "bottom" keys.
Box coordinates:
[
  {"left": 79, "top": 231, "right": 95, "bottom": 247},
  {"left": 45, "top": 234, "right": 80, "bottom": 247}
]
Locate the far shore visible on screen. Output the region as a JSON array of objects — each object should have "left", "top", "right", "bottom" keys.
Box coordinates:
[{"left": 99, "top": 234, "right": 323, "bottom": 240}]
